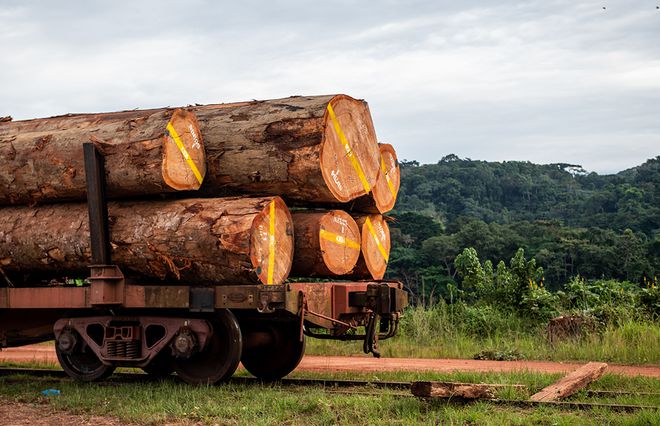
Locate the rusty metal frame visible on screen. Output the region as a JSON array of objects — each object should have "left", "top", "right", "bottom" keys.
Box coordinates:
[
  {"left": 53, "top": 316, "right": 211, "bottom": 368},
  {"left": 0, "top": 282, "right": 405, "bottom": 317}
]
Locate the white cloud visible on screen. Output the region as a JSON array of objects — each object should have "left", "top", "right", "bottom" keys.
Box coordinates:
[{"left": 0, "top": 0, "right": 658, "bottom": 173}]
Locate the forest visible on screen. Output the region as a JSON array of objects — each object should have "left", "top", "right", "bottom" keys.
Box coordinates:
[{"left": 387, "top": 155, "right": 660, "bottom": 303}]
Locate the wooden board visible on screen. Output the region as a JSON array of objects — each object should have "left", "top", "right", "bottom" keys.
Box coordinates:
[
  {"left": 530, "top": 362, "right": 608, "bottom": 401},
  {"left": 411, "top": 381, "right": 517, "bottom": 399}
]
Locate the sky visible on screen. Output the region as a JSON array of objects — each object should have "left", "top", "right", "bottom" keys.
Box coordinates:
[{"left": 1, "top": 0, "right": 658, "bottom": 174}]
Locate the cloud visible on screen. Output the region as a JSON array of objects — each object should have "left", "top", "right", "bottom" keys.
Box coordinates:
[{"left": 0, "top": 0, "right": 658, "bottom": 173}]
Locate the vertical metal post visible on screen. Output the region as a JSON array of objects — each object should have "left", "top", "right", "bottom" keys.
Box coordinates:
[{"left": 83, "top": 143, "right": 111, "bottom": 265}]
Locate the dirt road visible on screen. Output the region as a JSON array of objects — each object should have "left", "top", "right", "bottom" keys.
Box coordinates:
[{"left": 1, "top": 345, "right": 658, "bottom": 377}]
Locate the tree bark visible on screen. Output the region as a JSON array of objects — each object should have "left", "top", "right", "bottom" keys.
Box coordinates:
[
  {"left": 0, "top": 108, "right": 206, "bottom": 205},
  {"left": 192, "top": 95, "right": 380, "bottom": 204},
  {"left": 290, "top": 210, "right": 361, "bottom": 277},
  {"left": 348, "top": 143, "right": 400, "bottom": 213},
  {"left": 348, "top": 214, "right": 391, "bottom": 280},
  {"left": 0, "top": 197, "right": 293, "bottom": 285}
]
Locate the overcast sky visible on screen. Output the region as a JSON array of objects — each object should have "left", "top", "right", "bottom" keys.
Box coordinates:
[{"left": 1, "top": 1, "right": 658, "bottom": 174}]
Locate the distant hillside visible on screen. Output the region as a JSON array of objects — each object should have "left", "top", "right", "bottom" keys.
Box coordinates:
[
  {"left": 387, "top": 156, "right": 660, "bottom": 293},
  {"left": 395, "top": 155, "right": 659, "bottom": 236}
]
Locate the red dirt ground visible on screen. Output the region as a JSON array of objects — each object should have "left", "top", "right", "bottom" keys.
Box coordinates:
[
  {"left": 1, "top": 344, "right": 658, "bottom": 377},
  {"left": 0, "top": 400, "right": 135, "bottom": 426}
]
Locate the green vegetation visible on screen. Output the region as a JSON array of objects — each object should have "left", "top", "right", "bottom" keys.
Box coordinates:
[
  {"left": 349, "top": 156, "right": 660, "bottom": 364},
  {"left": 0, "top": 369, "right": 657, "bottom": 425},
  {"left": 389, "top": 155, "right": 659, "bottom": 291},
  {"left": 309, "top": 306, "right": 659, "bottom": 364},
  {"left": 310, "top": 248, "right": 659, "bottom": 363}
]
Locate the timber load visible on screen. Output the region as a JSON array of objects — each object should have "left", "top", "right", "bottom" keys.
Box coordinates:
[
  {"left": 0, "top": 108, "right": 206, "bottom": 205},
  {"left": 0, "top": 93, "right": 398, "bottom": 284},
  {"left": 192, "top": 95, "right": 382, "bottom": 204},
  {"left": 0, "top": 197, "right": 293, "bottom": 285}
]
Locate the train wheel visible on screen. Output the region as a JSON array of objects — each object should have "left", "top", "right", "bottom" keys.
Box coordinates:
[
  {"left": 56, "top": 339, "right": 115, "bottom": 382},
  {"left": 173, "top": 309, "right": 242, "bottom": 385},
  {"left": 241, "top": 321, "right": 305, "bottom": 381},
  {"left": 142, "top": 350, "right": 175, "bottom": 378}
]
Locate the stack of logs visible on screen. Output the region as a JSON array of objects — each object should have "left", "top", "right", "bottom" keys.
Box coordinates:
[{"left": 0, "top": 95, "right": 400, "bottom": 286}]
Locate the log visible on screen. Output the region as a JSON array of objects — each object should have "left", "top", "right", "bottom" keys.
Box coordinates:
[
  {"left": 0, "top": 108, "right": 206, "bottom": 205},
  {"left": 530, "top": 362, "right": 608, "bottom": 402},
  {"left": 350, "top": 214, "right": 391, "bottom": 280},
  {"left": 350, "top": 143, "right": 400, "bottom": 213},
  {"left": 290, "top": 210, "right": 361, "bottom": 277},
  {"left": 0, "top": 197, "right": 293, "bottom": 285},
  {"left": 192, "top": 95, "right": 381, "bottom": 204},
  {"left": 411, "top": 381, "right": 503, "bottom": 399}
]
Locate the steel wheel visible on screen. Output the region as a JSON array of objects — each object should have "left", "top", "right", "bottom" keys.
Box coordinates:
[
  {"left": 56, "top": 340, "right": 115, "bottom": 382},
  {"left": 173, "top": 309, "right": 242, "bottom": 385},
  {"left": 241, "top": 321, "right": 305, "bottom": 381}
]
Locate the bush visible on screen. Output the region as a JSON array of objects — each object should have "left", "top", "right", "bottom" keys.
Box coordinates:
[
  {"left": 558, "top": 277, "right": 647, "bottom": 325},
  {"left": 640, "top": 285, "right": 659, "bottom": 319}
]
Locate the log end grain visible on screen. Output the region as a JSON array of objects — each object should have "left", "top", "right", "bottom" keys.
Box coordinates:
[
  {"left": 319, "top": 210, "right": 361, "bottom": 275},
  {"left": 354, "top": 214, "right": 390, "bottom": 280},
  {"left": 320, "top": 95, "right": 380, "bottom": 203},
  {"left": 162, "top": 109, "right": 206, "bottom": 191},
  {"left": 291, "top": 210, "right": 361, "bottom": 277},
  {"left": 372, "top": 143, "right": 400, "bottom": 213},
  {"left": 250, "top": 197, "right": 294, "bottom": 285}
]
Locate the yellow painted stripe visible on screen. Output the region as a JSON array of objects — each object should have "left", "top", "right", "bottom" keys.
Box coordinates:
[
  {"left": 365, "top": 217, "right": 389, "bottom": 262},
  {"left": 327, "top": 104, "right": 371, "bottom": 193},
  {"left": 380, "top": 155, "right": 397, "bottom": 198},
  {"left": 319, "top": 229, "right": 361, "bottom": 250},
  {"left": 267, "top": 200, "right": 276, "bottom": 285},
  {"left": 166, "top": 122, "right": 204, "bottom": 185}
]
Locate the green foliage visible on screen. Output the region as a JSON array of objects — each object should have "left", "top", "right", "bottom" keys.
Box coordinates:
[
  {"left": 454, "top": 248, "right": 558, "bottom": 322},
  {"left": 558, "top": 277, "right": 654, "bottom": 325},
  {"left": 387, "top": 156, "right": 659, "bottom": 294}
]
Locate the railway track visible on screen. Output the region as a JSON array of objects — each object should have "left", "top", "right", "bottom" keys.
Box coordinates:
[{"left": 0, "top": 367, "right": 657, "bottom": 413}]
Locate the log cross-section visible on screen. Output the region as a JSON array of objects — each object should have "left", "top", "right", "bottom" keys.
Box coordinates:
[
  {"left": 350, "top": 214, "right": 391, "bottom": 280},
  {"left": 0, "top": 108, "right": 206, "bottom": 205},
  {"left": 351, "top": 143, "right": 401, "bottom": 213},
  {"left": 530, "top": 362, "right": 608, "bottom": 401},
  {"left": 290, "top": 210, "right": 361, "bottom": 277}
]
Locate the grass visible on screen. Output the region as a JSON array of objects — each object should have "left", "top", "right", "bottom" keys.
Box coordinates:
[
  {"left": 0, "top": 367, "right": 657, "bottom": 425},
  {"left": 307, "top": 306, "right": 660, "bottom": 364}
]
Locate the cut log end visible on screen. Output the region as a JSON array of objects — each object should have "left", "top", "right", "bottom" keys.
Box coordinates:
[
  {"left": 290, "top": 210, "right": 360, "bottom": 277},
  {"left": 318, "top": 210, "right": 361, "bottom": 275},
  {"left": 372, "top": 143, "right": 400, "bottom": 213},
  {"left": 250, "top": 197, "right": 294, "bottom": 285},
  {"left": 320, "top": 95, "right": 380, "bottom": 203},
  {"left": 356, "top": 214, "right": 390, "bottom": 280},
  {"left": 162, "top": 109, "right": 206, "bottom": 191}
]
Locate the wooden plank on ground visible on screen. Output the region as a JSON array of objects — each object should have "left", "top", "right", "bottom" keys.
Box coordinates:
[
  {"left": 411, "top": 381, "right": 525, "bottom": 399},
  {"left": 530, "top": 362, "right": 608, "bottom": 402}
]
